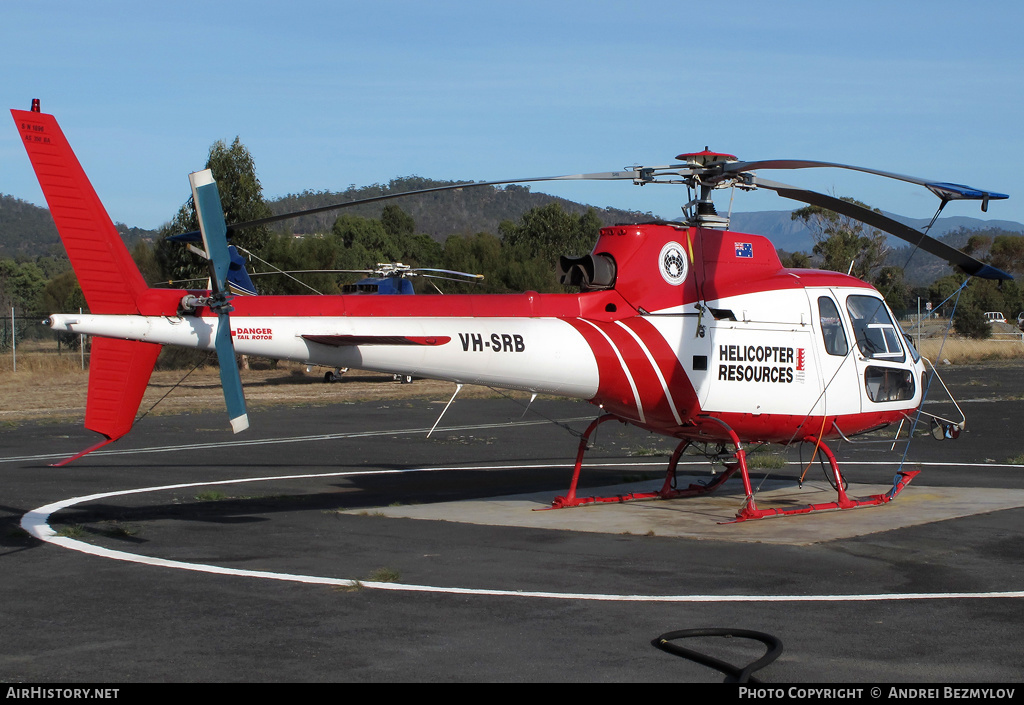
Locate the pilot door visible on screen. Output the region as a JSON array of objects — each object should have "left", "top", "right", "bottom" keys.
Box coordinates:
[
  {"left": 807, "top": 291, "right": 860, "bottom": 418},
  {"left": 808, "top": 288, "right": 921, "bottom": 419},
  {"left": 842, "top": 292, "right": 920, "bottom": 414}
]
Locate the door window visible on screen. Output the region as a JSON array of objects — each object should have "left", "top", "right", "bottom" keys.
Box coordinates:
[
  {"left": 864, "top": 366, "right": 915, "bottom": 402},
  {"left": 846, "top": 295, "right": 905, "bottom": 362},
  {"left": 817, "top": 296, "right": 849, "bottom": 356}
]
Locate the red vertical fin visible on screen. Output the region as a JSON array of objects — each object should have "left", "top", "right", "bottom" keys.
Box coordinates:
[
  {"left": 84, "top": 337, "right": 162, "bottom": 440},
  {"left": 13, "top": 104, "right": 163, "bottom": 464},
  {"left": 12, "top": 107, "right": 147, "bottom": 314},
  {"left": 51, "top": 337, "right": 163, "bottom": 467}
]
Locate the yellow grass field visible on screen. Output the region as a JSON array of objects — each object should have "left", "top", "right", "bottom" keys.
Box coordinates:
[
  {"left": 0, "top": 342, "right": 507, "bottom": 425},
  {"left": 917, "top": 337, "right": 1024, "bottom": 364}
]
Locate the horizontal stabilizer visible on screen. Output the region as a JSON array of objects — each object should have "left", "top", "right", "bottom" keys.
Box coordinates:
[{"left": 303, "top": 334, "right": 451, "bottom": 347}]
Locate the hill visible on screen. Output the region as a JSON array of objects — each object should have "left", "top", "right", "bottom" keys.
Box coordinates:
[
  {"left": 727, "top": 209, "right": 1024, "bottom": 255},
  {"left": 0, "top": 193, "right": 157, "bottom": 260},
  {"left": 267, "top": 177, "right": 654, "bottom": 240},
  {"left": 0, "top": 194, "right": 62, "bottom": 258},
  {"left": 0, "top": 178, "right": 655, "bottom": 259}
]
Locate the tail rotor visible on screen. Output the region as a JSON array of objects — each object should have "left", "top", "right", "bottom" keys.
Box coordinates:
[{"left": 189, "top": 170, "right": 249, "bottom": 433}]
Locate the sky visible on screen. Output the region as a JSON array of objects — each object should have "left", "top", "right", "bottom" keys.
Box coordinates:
[{"left": 2, "top": 0, "right": 1023, "bottom": 232}]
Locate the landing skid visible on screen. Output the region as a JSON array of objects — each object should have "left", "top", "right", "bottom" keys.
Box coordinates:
[
  {"left": 547, "top": 414, "right": 919, "bottom": 521},
  {"left": 730, "top": 435, "right": 919, "bottom": 523}
]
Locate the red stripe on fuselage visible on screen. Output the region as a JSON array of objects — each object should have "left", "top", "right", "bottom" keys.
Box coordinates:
[
  {"left": 618, "top": 317, "right": 700, "bottom": 427},
  {"left": 565, "top": 317, "right": 699, "bottom": 430},
  {"left": 564, "top": 318, "right": 640, "bottom": 421}
]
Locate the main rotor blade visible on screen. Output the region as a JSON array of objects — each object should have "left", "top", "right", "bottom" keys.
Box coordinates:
[
  {"left": 752, "top": 177, "right": 1013, "bottom": 281},
  {"left": 729, "top": 160, "right": 1008, "bottom": 208},
  {"left": 225, "top": 171, "right": 642, "bottom": 233},
  {"left": 411, "top": 267, "right": 484, "bottom": 279}
]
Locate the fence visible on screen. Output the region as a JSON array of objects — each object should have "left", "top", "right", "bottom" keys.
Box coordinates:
[
  {"left": 896, "top": 307, "right": 1024, "bottom": 364},
  {"left": 0, "top": 310, "right": 89, "bottom": 373}
]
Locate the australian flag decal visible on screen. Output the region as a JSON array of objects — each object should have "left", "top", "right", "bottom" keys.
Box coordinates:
[{"left": 735, "top": 242, "right": 753, "bottom": 258}]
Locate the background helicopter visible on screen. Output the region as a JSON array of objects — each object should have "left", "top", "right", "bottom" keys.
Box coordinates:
[
  {"left": 160, "top": 235, "right": 486, "bottom": 382},
  {"left": 328, "top": 263, "right": 483, "bottom": 383},
  {"left": 13, "top": 102, "right": 1012, "bottom": 521}
]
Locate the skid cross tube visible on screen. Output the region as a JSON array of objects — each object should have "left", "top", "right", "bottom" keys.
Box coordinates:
[
  {"left": 548, "top": 415, "right": 752, "bottom": 510},
  {"left": 658, "top": 440, "right": 741, "bottom": 499},
  {"left": 730, "top": 434, "right": 920, "bottom": 522}
]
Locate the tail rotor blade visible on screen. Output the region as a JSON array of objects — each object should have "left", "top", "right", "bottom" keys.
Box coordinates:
[
  {"left": 190, "top": 170, "right": 249, "bottom": 433},
  {"left": 214, "top": 311, "right": 249, "bottom": 433},
  {"left": 190, "top": 170, "right": 232, "bottom": 292}
]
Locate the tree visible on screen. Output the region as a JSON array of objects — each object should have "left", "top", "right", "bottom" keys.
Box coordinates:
[
  {"left": 332, "top": 214, "right": 401, "bottom": 264},
  {"left": 989, "top": 234, "right": 1024, "bottom": 274},
  {"left": 131, "top": 240, "right": 162, "bottom": 286},
  {"left": 494, "top": 203, "right": 603, "bottom": 293},
  {"left": 791, "top": 198, "right": 888, "bottom": 279},
  {"left": 874, "top": 265, "right": 910, "bottom": 311},
  {"left": 380, "top": 204, "right": 416, "bottom": 240},
  {"left": 41, "top": 270, "right": 88, "bottom": 349},
  {"left": 440, "top": 232, "right": 506, "bottom": 293},
  {"left": 779, "top": 250, "right": 813, "bottom": 269},
  {"left": 963, "top": 233, "right": 992, "bottom": 256},
  {"left": 0, "top": 258, "right": 46, "bottom": 313},
  {"left": 953, "top": 299, "right": 992, "bottom": 339},
  {"left": 155, "top": 137, "right": 274, "bottom": 283},
  {"left": 498, "top": 202, "right": 602, "bottom": 262},
  {"left": 927, "top": 273, "right": 1023, "bottom": 340}
]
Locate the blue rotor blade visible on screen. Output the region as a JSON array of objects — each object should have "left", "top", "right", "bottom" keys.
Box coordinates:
[
  {"left": 190, "top": 170, "right": 232, "bottom": 292},
  {"left": 215, "top": 311, "right": 249, "bottom": 433},
  {"left": 190, "top": 170, "right": 249, "bottom": 433},
  {"left": 752, "top": 177, "right": 1014, "bottom": 281},
  {"left": 726, "top": 159, "right": 1009, "bottom": 205}
]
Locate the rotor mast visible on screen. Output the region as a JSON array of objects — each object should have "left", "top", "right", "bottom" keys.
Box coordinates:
[{"left": 675, "top": 149, "right": 742, "bottom": 229}]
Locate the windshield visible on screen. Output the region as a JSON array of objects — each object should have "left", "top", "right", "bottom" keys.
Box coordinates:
[{"left": 846, "top": 295, "right": 905, "bottom": 362}]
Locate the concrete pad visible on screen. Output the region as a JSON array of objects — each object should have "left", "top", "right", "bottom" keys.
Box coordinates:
[{"left": 341, "top": 476, "right": 1024, "bottom": 545}]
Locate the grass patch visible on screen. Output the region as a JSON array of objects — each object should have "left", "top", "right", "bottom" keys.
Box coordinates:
[
  {"left": 747, "top": 454, "right": 787, "bottom": 470},
  {"left": 367, "top": 567, "right": 401, "bottom": 583},
  {"left": 918, "top": 337, "right": 1024, "bottom": 364},
  {"left": 100, "top": 521, "right": 139, "bottom": 538},
  {"left": 194, "top": 490, "right": 228, "bottom": 502},
  {"left": 5, "top": 525, "right": 32, "bottom": 541},
  {"left": 1007, "top": 454, "right": 1024, "bottom": 465},
  {"left": 629, "top": 446, "right": 671, "bottom": 457},
  {"left": 55, "top": 524, "right": 86, "bottom": 538}
]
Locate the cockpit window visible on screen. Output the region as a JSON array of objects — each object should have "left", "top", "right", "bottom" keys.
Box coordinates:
[
  {"left": 817, "top": 296, "right": 849, "bottom": 356},
  {"left": 846, "top": 295, "right": 905, "bottom": 362}
]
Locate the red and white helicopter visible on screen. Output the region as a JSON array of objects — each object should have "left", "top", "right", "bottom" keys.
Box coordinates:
[{"left": 13, "top": 100, "right": 1012, "bottom": 521}]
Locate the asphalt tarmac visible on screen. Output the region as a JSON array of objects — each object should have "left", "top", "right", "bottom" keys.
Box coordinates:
[{"left": 2, "top": 363, "right": 1023, "bottom": 683}]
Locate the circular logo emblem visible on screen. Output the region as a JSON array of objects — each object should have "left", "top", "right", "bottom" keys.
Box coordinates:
[{"left": 659, "top": 241, "right": 688, "bottom": 286}]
